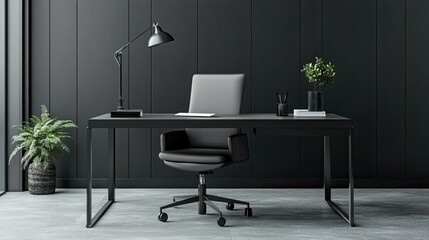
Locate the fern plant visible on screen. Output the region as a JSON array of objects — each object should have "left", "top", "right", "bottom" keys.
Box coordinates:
[
  {"left": 301, "top": 57, "right": 335, "bottom": 91},
  {"left": 9, "top": 105, "right": 77, "bottom": 170}
]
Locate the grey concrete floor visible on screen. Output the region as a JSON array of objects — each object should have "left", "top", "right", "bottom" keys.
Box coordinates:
[{"left": 0, "top": 188, "right": 428, "bottom": 240}]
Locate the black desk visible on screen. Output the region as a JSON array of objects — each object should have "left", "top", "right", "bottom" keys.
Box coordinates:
[{"left": 86, "top": 113, "right": 354, "bottom": 227}]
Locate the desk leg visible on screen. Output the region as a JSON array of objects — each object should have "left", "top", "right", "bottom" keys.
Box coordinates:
[
  {"left": 349, "top": 128, "right": 355, "bottom": 226},
  {"left": 324, "top": 131, "right": 355, "bottom": 227},
  {"left": 324, "top": 136, "right": 331, "bottom": 201},
  {"left": 86, "top": 127, "right": 115, "bottom": 228},
  {"left": 86, "top": 127, "right": 92, "bottom": 227},
  {"left": 108, "top": 128, "right": 116, "bottom": 201}
]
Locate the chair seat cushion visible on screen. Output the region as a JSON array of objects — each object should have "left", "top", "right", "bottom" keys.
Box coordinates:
[{"left": 159, "top": 148, "right": 231, "bottom": 164}]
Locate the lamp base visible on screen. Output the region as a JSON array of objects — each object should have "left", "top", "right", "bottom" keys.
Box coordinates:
[{"left": 111, "top": 109, "right": 143, "bottom": 118}]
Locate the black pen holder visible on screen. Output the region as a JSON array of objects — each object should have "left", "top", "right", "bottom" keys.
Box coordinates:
[{"left": 277, "top": 103, "right": 288, "bottom": 116}]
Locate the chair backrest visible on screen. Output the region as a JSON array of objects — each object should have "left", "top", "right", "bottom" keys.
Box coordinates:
[{"left": 186, "top": 74, "right": 245, "bottom": 149}]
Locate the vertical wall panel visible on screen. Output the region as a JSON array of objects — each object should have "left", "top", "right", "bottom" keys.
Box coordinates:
[
  {"left": 50, "top": 0, "right": 77, "bottom": 179},
  {"left": 77, "top": 0, "right": 128, "bottom": 178},
  {"left": 151, "top": 0, "right": 197, "bottom": 178},
  {"left": 198, "top": 0, "right": 251, "bottom": 112},
  {"left": 31, "top": 0, "right": 49, "bottom": 114},
  {"left": 300, "top": 0, "right": 324, "bottom": 179},
  {"left": 198, "top": 0, "right": 252, "bottom": 178},
  {"left": 377, "top": 0, "right": 406, "bottom": 178},
  {"left": 7, "top": 0, "right": 24, "bottom": 191},
  {"left": 323, "top": 0, "right": 377, "bottom": 178},
  {"left": 252, "top": 0, "right": 301, "bottom": 178},
  {"left": 152, "top": 0, "right": 196, "bottom": 114},
  {"left": 128, "top": 0, "right": 152, "bottom": 179},
  {"left": 0, "top": 0, "right": 5, "bottom": 192},
  {"left": 406, "top": 0, "right": 429, "bottom": 178}
]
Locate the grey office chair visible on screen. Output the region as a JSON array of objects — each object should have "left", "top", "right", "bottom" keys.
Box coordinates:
[{"left": 157, "top": 74, "right": 252, "bottom": 227}]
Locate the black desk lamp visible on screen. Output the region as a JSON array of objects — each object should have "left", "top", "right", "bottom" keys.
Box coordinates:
[{"left": 111, "top": 23, "right": 174, "bottom": 117}]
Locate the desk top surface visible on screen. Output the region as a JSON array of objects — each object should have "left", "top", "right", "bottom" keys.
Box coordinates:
[
  {"left": 91, "top": 113, "right": 350, "bottom": 121},
  {"left": 88, "top": 113, "right": 352, "bottom": 129}
]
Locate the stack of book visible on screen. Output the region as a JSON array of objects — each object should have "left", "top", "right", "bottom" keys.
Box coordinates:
[{"left": 293, "top": 109, "right": 326, "bottom": 117}]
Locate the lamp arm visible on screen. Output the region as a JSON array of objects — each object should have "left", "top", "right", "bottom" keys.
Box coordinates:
[{"left": 114, "top": 25, "right": 153, "bottom": 56}]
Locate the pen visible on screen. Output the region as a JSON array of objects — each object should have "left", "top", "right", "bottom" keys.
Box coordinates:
[
  {"left": 276, "top": 92, "right": 282, "bottom": 103},
  {"left": 283, "top": 91, "right": 289, "bottom": 104}
]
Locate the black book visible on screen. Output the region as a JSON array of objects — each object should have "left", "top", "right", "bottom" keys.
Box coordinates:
[{"left": 111, "top": 109, "right": 143, "bottom": 118}]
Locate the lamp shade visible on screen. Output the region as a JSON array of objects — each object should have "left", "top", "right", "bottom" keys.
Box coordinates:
[{"left": 148, "top": 23, "right": 174, "bottom": 48}]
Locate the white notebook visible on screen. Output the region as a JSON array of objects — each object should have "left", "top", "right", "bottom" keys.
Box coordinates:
[
  {"left": 293, "top": 109, "right": 326, "bottom": 117},
  {"left": 175, "top": 112, "right": 215, "bottom": 117}
]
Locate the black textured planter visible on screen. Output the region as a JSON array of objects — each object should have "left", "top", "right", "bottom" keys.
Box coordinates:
[
  {"left": 28, "top": 163, "right": 56, "bottom": 195},
  {"left": 308, "top": 91, "right": 323, "bottom": 111}
]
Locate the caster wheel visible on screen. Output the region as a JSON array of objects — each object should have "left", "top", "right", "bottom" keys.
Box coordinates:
[
  {"left": 158, "top": 212, "right": 168, "bottom": 222},
  {"left": 244, "top": 207, "right": 253, "bottom": 217},
  {"left": 173, "top": 198, "right": 176, "bottom": 202},
  {"left": 217, "top": 217, "right": 226, "bottom": 227},
  {"left": 226, "top": 202, "right": 235, "bottom": 210}
]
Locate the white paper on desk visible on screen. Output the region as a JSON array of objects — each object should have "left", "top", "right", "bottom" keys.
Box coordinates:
[
  {"left": 293, "top": 109, "right": 326, "bottom": 117},
  {"left": 175, "top": 112, "right": 215, "bottom": 117}
]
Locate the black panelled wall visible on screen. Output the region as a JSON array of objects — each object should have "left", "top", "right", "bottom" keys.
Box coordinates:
[{"left": 28, "top": 0, "right": 429, "bottom": 188}]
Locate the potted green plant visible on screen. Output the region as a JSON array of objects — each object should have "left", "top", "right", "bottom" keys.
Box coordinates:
[
  {"left": 301, "top": 57, "right": 335, "bottom": 111},
  {"left": 9, "top": 105, "right": 77, "bottom": 194}
]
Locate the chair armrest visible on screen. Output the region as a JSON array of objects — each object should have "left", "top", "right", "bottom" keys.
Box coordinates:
[
  {"left": 227, "top": 133, "right": 249, "bottom": 163},
  {"left": 160, "top": 130, "right": 189, "bottom": 151}
]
